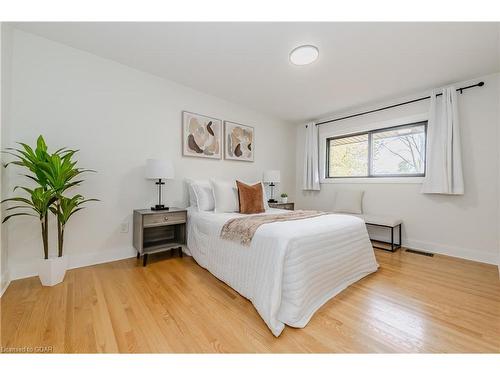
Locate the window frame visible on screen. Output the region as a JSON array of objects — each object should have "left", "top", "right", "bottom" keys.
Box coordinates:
[{"left": 325, "top": 121, "right": 427, "bottom": 179}]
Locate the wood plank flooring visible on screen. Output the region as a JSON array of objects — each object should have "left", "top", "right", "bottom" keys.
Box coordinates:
[{"left": 1, "top": 249, "right": 499, "bottom": 353}]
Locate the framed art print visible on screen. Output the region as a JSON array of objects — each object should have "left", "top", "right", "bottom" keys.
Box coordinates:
[
  {"left": 224, "top": 121, "right": 254, "bottom": 162},
  {"left": 182, "top": 111, "right": 222, "bottom": 159}
]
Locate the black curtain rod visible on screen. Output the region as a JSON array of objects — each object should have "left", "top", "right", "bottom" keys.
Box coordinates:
[{"left": 312, "top": 81, "right": 485, "bottom": 127}]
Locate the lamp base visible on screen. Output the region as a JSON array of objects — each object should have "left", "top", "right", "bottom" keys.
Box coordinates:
[
  {"left": 151, "top": 205, "right": 169, "bottom": 211},
  {"left": 267, "top": 199, "right": 278, "bottom": 204}
]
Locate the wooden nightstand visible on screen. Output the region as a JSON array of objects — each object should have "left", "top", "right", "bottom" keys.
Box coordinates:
[
  {"left": 133, "top": 208, "right": 187, "bottom": 266},
  {"left": 268, "top": 202, "right": 295, "bottom": 210}
]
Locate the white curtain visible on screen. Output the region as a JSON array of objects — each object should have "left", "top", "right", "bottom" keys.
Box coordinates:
[
  {"left": 421, "top": 86, "right": 464, "bottom": 195},
  {"left": 303, "top": 122, "right": 320, "bottom": 191}
]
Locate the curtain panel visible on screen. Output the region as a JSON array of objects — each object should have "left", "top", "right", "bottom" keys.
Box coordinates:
[
  {"left": 303, "top": 122, "right": 321, "bottom": 191},
  {"left": 421, "top": 87, "right": 464, "bottom": 195}
]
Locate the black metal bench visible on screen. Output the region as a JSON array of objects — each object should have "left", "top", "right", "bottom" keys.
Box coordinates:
[{"left": 364, "top": 215, "right": 402, "bottom": 252}]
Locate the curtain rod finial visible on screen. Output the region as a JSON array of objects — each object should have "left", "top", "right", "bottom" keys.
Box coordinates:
[{"left": 478, "top": 81, "right": 485, "bottom": 87}]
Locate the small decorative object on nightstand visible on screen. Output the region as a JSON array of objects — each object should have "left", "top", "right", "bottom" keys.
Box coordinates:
[
  {"left": 268, "top": 202, "right": 294, "bottom": 211},
  {"left": 133, "top": 208, "right": 186, "bottom": 266}
]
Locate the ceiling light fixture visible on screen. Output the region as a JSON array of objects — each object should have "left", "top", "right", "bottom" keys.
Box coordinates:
[{"left": 289, "top": 45, "right": 319, "bottom": 66}]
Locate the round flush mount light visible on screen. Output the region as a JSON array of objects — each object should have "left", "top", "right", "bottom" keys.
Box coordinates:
[{"left": 289, "top": 45, "right": 319, "bottom": 65}]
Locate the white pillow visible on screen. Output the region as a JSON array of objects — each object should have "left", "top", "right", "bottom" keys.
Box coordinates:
[
  {"left": 188, "top": 185, "right": 198, "bottom": 208},
  {"left": 261, "top": 182, "right": 270, "bottom": 210},
  {"left": 186, "top": 179, "right": 209, "bottom": 208},
  {"left": 333, "top": 190, "right": 364, "bottom": 214},
  {"left": 210, "top": 179, "right": 239, "bottom": 213},
  {"left": 192, "top": 182, "right": 215, "bottom": 211}
]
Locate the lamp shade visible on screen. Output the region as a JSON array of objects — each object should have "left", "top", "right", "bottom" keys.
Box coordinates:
[
  {"left": 263, "top": 170, "right": 280, "bottom": 183},
  {"left": 145, "top": 159, "right": 174, "bottom": 180}
]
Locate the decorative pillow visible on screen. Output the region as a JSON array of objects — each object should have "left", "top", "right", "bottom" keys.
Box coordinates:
[
  {"left": 240, "top": 181, "right": 270, "bottom": 210},
  {"left": 236, "top": 181, "right": 265, "bottom": 214},
  {"left": 333, "top": 190, "right": 364, "bottom": 214},
  {"left": 210, "top": 179, "right": 239, "bottom": 213},
  {"left": 192, "top": 182, "right": 215, "bottom": 211}
]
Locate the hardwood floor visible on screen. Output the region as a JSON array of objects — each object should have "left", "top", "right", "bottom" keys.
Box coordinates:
[{"left": 1, "top": 249, "right": 499, "bottom": 353}]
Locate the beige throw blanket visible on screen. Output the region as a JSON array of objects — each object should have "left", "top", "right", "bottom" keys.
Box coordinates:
[{"left": 220, "top": 210, "right": 329, "bottom": 246}]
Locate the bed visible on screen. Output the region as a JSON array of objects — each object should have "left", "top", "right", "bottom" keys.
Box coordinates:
[{"left": 186, "top": 207, "right": 378, "bottom": 337}]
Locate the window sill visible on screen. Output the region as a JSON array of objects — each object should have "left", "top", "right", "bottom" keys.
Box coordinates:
[{"left": 320, "top": 177, "right": 424, "bottom": 184}]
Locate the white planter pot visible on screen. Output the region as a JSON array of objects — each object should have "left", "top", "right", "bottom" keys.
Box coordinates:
[
  {"left": 281, "top": 197, "right": 288, "bottom": 204},
  {"left": 38, "top": 256, "right": 68, "bottom": 286}
]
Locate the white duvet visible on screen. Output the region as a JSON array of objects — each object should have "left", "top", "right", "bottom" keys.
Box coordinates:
[{"left": 186, "top": 207, "right": 378, "bottom": 336}]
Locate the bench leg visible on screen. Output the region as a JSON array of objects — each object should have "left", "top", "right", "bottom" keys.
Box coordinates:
[{"left": 391, "top": 227, "right": 394, "bottom": 252}]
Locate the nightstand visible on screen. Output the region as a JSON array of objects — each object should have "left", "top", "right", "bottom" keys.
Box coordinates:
[
  {"left": 268, "top": 202, "right": 295, "bottom": 210},
  {"left": 133, "top": 208, "right": 187, "bottom": 266}
]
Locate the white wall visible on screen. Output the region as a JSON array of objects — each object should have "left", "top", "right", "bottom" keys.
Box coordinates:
[
  {"left": 0, "top": 23, "right": 10, "bottom": 296},
  {"left": 498, "top": 25, "right": 500, "bottom": 273},
  {"left": 3, "top": 29, "right": 296, "bottom": 280},
  {"left": 295, "top": 73, "right": 500, "bottom": 265}
]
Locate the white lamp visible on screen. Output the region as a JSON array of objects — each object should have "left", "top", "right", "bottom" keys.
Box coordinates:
[
  {"left": 145, "top": 159, "right": 175, "bottom": 211},
  {"left": 263, "top": 170, "right": 280, "bottom": 203}
]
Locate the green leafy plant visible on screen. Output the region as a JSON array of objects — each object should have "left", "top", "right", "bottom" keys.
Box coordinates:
[
  {"left": 50, "top": 194, "right": 98, "bottom": 257},
  {"left": 1, "top": 135, "right": 97, "bottom": 259},
  {"left": 38, "top": 148, "right": 96, "bottom": 256},
  {"left": 280, "top": 193, "right": 288, "bottom": 198},
  {"left": 2, "top": 136, "right": 55, "bottom": 259},
  {"left": 2, "top": 187, "right": 57, "bottom": 259},
  {"left": 4, "top": 136, "right": 51, "bottom": 188},
  {"left": 38, "top": 150, "right": 94, "bottom": 195}
]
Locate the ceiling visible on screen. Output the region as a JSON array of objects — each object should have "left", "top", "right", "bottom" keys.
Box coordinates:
[{"left": 11, "top": 22, "right": 500, "bottom": 123}]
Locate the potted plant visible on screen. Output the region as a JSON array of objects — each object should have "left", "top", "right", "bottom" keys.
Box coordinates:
[
  {"left": 2, "top": 135, "right": 97, "bottom": 286},
  {"left": 280, "top": 193, "right": 288, "bottom": 204}
]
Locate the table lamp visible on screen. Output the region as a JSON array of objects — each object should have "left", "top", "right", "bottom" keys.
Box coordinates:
[
  {"left": 145, "top": 159, "right": 175, "bottom": 211},
  {"left": 263, "top": 170, "right": 280, "bottom": 203}
]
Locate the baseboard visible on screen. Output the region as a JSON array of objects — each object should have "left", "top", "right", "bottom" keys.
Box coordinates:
[
  {"left": 8, "top": 247, "right": 137, "bottom": 281},
  {"left": 403, "top": 238, "right": 499, "bottom": 265},
  {"left": 0, "top": 270, "right": 11, "bottom": 297}
]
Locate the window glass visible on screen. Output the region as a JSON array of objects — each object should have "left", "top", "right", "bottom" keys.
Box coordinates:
[
  {"left": 371, "top": 125, "right": 426, "bottom": 175},
  {"left": 328, "top": 134, "right": 368, "bottom": 177}
]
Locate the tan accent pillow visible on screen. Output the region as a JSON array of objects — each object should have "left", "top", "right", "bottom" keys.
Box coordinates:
[{"left": 236, "top": 180, "right": 265, "bottom": 214}]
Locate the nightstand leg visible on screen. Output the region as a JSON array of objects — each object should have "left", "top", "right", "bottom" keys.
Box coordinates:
[
  {"left": 143, "top": 253, "right": 148, "bottom": 267},
  {"left": 179, "top": 247, "right": 183, "bottom": 258},
  {"left": 136, "top": 252, "right": 140, "bottom": 259}
]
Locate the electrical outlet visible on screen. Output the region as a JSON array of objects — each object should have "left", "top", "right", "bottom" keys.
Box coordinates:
[{"left": 120, "top": 222, "right": 129, "bottom": 233}]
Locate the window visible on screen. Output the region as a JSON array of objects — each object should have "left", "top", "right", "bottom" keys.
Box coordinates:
[{"left": 326, "top": 121, "right": 427, "bottom": 178}]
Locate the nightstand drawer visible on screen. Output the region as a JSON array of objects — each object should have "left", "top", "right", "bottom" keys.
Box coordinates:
[{"left": 143, "top": 211, "right": 186, "bottom": 227}]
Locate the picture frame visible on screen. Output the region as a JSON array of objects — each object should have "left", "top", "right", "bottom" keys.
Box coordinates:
[
  {"left": 224, "top": 121, "right": 255, "bottom": 162},
  {"left": 182, "top": 111, "right": 222, "bottom": 159}
]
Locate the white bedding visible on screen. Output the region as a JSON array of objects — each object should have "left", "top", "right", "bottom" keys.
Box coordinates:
[{"left": 186, "top": 207, "right": 378, "bottom": 336}]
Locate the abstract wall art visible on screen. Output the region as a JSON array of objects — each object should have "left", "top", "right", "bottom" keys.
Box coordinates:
[
  {"left": 224, "top": 121, "right": 254, "bottom": 162},
  {"left": 182, "top": 111, "right": 222, "bottom": 159}
]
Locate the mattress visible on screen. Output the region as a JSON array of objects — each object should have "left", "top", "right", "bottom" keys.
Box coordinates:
[{"left": 186, "top": 207, "right": 378, "bottom": 336}]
